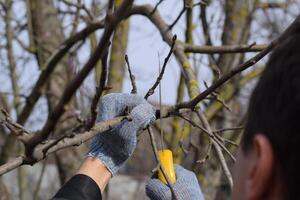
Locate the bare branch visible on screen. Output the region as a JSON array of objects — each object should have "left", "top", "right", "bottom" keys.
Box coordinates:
[
  {"left": 25, "top": 0, "right": 134, "bottom": 154},
  {"left": 33, "top": 160, "right": 47, "bottom": 200},
  {"left": 184, "top": 43, "right": 267, "bottom": 54},
  {"left": 144, "top": 35, "right": 177, "bottom": 99},
  {"left": 150, "top": 0, "right": 165, "bottom": 15},
  {"left": 168, "top": 1, "right": 186, "bottom": 30},
  {"left": 0, "top": 156, "right": 24, "bottom": 176},
  {"left": 176, "top": 14, "right": 300, "bottom": 110},
  {"left": 195, "top": 110, "right": 233, "bottom": 188},
  {"left": 257, "top": 2, "right": 288, "bottom": 9},
  {"left": 214, "top": 134, "right": 239, "bottom": 147},
  {"left": 175, "top": 111, "right": 235, "bottom": 163},
  {"left": 204, "top": 81, "right": 231, "bottom": 111},
  {"left": 61, "top": 0, "right": 95, "bottom": 20},
  {"left": 18, "top": 20, "right": 105, "bottom": 125},
  {"left": 195, "top": 140, "right": 212, "bottom": 164},
  {"left": 214, "top": 127, "right": 244, "bottom": 134},
  {"left": 125, "top": 54, "right": 137, "bottom": 94},
  {"left": 176, "top": 15, "right": 300, "bottom": 109},
  {"left": 130, "top": 5, "right": 200, "bottom": 103},
  {"left": 169, "top": 0, "right": 205, "bottom": 30},
  {"left": 0, "top": 116, "right": 130, "bottom": 175},
  {"left": 0, "top": 109, "right": 30, "bottom": 142}
]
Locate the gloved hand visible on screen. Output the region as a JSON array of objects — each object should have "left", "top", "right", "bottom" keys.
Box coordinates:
[
  {"left": 146, "top": 165, "right": 205, "bottom": 200},
  {"left": 87, "top": 93, "right": 156, "bottom": 175}
]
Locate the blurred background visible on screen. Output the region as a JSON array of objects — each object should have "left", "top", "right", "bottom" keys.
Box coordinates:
[{"left": 0, "top": 0, "right": 299, "bottom": 199}]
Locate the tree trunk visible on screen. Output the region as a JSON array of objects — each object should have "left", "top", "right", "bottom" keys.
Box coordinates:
[
  {"left": 107, "top": 1, "right": 129, "bottom": 92},
  {"left": 27, "top": 0, "right": 84, "bottom": 183}
]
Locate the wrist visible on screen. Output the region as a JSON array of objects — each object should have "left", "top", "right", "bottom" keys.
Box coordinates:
[
  {"left": 76, "top": 157, "right": 112, "bottom": 192},
  {"left": 87, "top": 147, "right": 123, "bottom": 175}
]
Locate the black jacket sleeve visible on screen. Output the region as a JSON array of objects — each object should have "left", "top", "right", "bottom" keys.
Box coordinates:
[{"left": 51, "top": 174, "right": 102, "bottom": 200}]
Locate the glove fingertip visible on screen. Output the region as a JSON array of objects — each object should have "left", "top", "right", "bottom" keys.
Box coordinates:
[
  {"left": 130, "top": 103, "right": 156, "bottom": 129},
  {"left": 146, "top": 178, "right": 172, "bottom": 200}
]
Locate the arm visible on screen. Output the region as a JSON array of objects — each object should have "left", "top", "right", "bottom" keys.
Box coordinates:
[
  {"left": 52, "top": 93, "right": 156, "bottom": 200},
  {"left": 76, "top": 157, "right": 111, "bottom": 192}
]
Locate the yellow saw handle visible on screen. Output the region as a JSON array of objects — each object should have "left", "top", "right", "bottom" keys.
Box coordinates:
[{"left": 158, "top": 149, "right": 176, "bottom": 184}]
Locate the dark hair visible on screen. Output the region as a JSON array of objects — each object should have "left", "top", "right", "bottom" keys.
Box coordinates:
[{"left": 241, "top": 33, "right": 300, "bottom": 200}]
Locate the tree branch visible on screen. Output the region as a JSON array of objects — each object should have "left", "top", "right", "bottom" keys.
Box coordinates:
[
  {"left": 0, "top": 116, "right": 130, "bottom": 175},
  {"left": 125, "top": 54, "right": 137, "bottom": 94},
  {"left": 25, "top": 0, "right": 134, "bottom": 155},
  {"left": 144, "top": 35, "right": 177, "bottom": 99},
  {"left": 184, "top": 43, "right": 267, "bottom": 54},
  {"left": 175, "top": 14, "right": 300, "bottom": 110},
  {"left": 18, "top": 20, "right": 105, "bottom": 125}
]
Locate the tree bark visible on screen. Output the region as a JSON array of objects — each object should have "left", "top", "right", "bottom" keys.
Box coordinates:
[{"left": 108, "top": 0, "right": 130, "bottom": 92}]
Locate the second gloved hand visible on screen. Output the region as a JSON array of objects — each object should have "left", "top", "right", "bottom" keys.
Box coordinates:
[
  {"left": 88, "top": 93, "right": 156, "bottom": 175},
  {"left": 146, "top": 165, "right": 205, "bottom": 200}
]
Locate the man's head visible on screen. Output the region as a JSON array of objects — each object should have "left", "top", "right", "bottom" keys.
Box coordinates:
[{"left": 233, "top": 32, "right": 300, "bottom": 200}]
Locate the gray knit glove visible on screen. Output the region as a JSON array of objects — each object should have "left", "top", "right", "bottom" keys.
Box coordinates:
[
  {"left": 88, "top": 93, "right": 156, "bottom": 175},
  {"left": 146, "top": 165, "right": 205, "bottom": 200}
]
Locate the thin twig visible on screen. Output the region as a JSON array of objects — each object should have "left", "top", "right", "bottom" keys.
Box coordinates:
[
  {"left": 211, "top": 132, "right": 236, "bottom": 162},
  {"left": 177, "top": 111, "right": 235, "bottom": 162},
  {"left": 144, "top": 35, "right": 177, "bottom": 99},
  {"left": 150, "top": 0, "right": 165, "bottom": 15},
  {"left": 0, "top": 109, "right": 30, "bottom": 142},
  {"left": 178, "top": 119, "right": 190, "bottom": 155},
  {"left": 195, "top": 110, "right": 233, "bottom": 188},
  {"left": 177, "top": 109, "right": 235, "bottom": 184},
  {"left": 41, "top": 124, "right": 83, "bottom": 156},
  {"left": 61, "top": 0, "right": 94, "bottom": 20},
  {"left": 168, "top": 0, "right": 187, "bottom": 30},
  {"left": 33, "top": 159, "right": 47, "bottom": 200},
  {"left": 179, "top": 139, "right": 190, "bottom": 154},
  {"left": 214, "top": 126, "right": 244, "bottom": 134},
  {"left": 214, "top": 134, "right": 239, "bottom": 147},
  {"left": 204, "top": 81, "right": 231, "bottom": 111},
  {"left": 125, "top": 54, "right": 137, "bottom": 94},
  {"left": 0, "top": 91, "right": 27, "bottom": 99},
  {"left": 195, "top": 139, "right": 212, "bottom": 164}
]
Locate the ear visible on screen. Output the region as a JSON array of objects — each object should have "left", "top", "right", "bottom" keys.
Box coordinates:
[{"left": 246, "top": 134, "right": 274, "bottom": 200}]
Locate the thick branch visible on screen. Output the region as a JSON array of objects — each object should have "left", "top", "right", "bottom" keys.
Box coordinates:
[
  {"left": 18, "top": 21, "right": 105, "bottom": 125},
  {"left": 0, "top": 156, "right": 24, "bottom": 176},
  {"left": 176, "top": 14, "right": 300, "bottom": 110},
  {"left": 26, "top": 0, "right": 134, "bottom": 153},
  {"left": 0, "top": 116, "right": 129, "bottom": 175}
]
